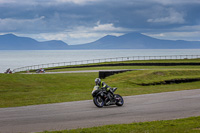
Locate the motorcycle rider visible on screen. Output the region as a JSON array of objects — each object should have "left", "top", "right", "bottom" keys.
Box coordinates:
[
  {"left": 41, "top": 68, "right": 45, "bottom": 73},
  {"left": 5, "top": 68, "right": 12, "bottom": 74},
  {"left": 95, "top": 78, "right": 114, "bottom": 104}
]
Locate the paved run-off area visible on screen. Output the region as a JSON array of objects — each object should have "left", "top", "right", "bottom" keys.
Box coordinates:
[{"left": 0, "top": 89, "right": 200, "bottom": 133}]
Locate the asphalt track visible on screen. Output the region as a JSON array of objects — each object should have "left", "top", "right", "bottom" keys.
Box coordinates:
[{"left": 0, "top": 89, "right": 200, "bottom": 133}]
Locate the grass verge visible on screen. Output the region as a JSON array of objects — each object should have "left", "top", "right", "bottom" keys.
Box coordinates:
[
  {"left": 0, "top": 73, "right": 97, "bottom": 107},
  {"left": 47, "top": 65, "right": 200, "bottom": 72},
  {"left": 42, "top": 116, "right": 200, "bottom": 133},
  {"left": 25, "top": 58, "right": 200, "bottom": 73},
  {"left": 1, "top": 69, "right": 200, "bottom": 108},
  {"left": 103, "top": 70, "right": 200, "bottom": 96}
]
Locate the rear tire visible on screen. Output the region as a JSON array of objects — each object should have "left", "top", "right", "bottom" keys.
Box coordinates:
[
  {"left": 115, "top": 94, "right": 124, "bottom": 106},
  {"left": 93, "top": 96, "right": 104, "bottom": 108}
]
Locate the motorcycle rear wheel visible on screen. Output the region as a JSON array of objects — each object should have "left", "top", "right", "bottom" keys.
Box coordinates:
[{"left": 93, "top": 96, "right": 104, "bottom": 108}]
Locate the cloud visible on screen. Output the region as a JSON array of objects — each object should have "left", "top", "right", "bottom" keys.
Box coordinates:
[
  {"left": 0, "top": 0, "right": 38, "bottom": 5},
  {"left": 28, "top": 31, "right": 106, "bottom": 45},
  {"left": 145, "top": 31, "right": 200, "bottom": 41},
  {"left": 175, "top": 25, "right": 200, "bottom": 31},
  {"left": 93, "top": 21, "right": 128, "bottom": 32},
  {"left": 150, "top": 0, "right": 200, "bottom": 5},
  {"left": 25, "top": 21, "right": 127, "bottom": 45},
  {"left": 0, "top": 0, "right": 200, "bottom": 44},
  {"left": 0, "top": 0, "right": 101, "bottom": 5},
  {"left": 0, "top": 0, "right": 19, "bottom": 4},
  {"left": 0, "top": 16, "right": 45, "bottom": 32},
  {"left": 147, "top": 8, "right": 185, "bottom": 24},
  {"left": 56, "top": 0, "right": 100, "bottom": 4}
]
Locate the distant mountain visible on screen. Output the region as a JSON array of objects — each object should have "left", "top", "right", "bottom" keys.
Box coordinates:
[
  {"left": 0, "top": 32, "right": 200, "bottom": 50},
  {"left": 73, "top": 32, "right": 200, "bottom": 49},
  {"left": 0, "top": 34, "right": 69, "bottom": 50}
]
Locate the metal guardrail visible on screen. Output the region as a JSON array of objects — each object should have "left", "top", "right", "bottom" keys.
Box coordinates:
[{"left": 13, "top": 55, "right": 200, "bottom": 73}]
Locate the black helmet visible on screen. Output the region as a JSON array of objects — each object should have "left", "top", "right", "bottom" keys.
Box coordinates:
[{"left": 95, "top": 78, "right": 101, "bottom": 86}]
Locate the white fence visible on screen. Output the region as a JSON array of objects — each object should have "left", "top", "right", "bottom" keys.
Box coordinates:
[{"left": 13, "top": 55, "right": 200, "bottom": 73}]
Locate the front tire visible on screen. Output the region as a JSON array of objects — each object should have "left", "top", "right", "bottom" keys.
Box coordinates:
[
  {"left": 93, "top": 96, "right": 104, "bottom": 108},
  {"left": 115, "top": 94, "right": 124, "bottom": 106}
]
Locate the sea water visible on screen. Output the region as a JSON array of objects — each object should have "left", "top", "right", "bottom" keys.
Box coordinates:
[{"left": 0, "top": 49, "right": 200, "bottom": 73}]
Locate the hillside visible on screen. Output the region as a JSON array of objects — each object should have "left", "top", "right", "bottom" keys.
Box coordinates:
[
  {"left": 73, "top": 32, "right": 200, "bottom": 49},
  {"left": 0, "top": 34, "right": 69, "bottom": 50},
  {"left": 0, "top": 33, "right": 200, "bottom": 50}
]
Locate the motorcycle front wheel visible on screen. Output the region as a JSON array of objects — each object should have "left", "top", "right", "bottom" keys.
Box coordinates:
[
  {"left": 93, "top": 95, "right": 104, "bottom": 108},
  {"left": 115, "top": 94, "right": 124, "bottom": 106}
]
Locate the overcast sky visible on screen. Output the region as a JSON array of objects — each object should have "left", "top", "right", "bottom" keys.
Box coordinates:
[{"left": 0, "top": 0, "right": 200, "bottom": 45}]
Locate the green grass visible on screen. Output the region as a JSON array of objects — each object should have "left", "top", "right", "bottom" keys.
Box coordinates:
[
  {"left": 1, "top": 58, "right": 200, "bottom": 108},
  {"left": 103, "top": 70, "right": 200, "bottom": 96},
  {"left": 33, "top": 58, "right": 200, "bottom": 73},
  {"left": 47, "top": 65, "right": 200, "bottom": 72},
  {"left": 107, "top": 69, "right": 200, "bottom": 84},
  {"left": 42, "top": 116, "right": 200, "bottom": 133},
  {"left": 1, "top": 69, "right": 200, "bottom": 108},
  {"left": 0, "top": 73, "right": 98, "bottom": 107},
  {"left": 2, "top": 59, "right": 200, "bottom": 133}
]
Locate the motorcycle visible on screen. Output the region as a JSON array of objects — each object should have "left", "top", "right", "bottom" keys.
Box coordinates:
[
  {"left": 92, "top": 86, "right": 124, "bottom": 108},
  {"left": 4, "top": 69, "right": 12, "bottom": 74},
  {"left": 4, "top": 71, "right": 12, "bottom": 74},
  {"left": 36, "top": 68, "right": 45, "bottom": 73}
]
